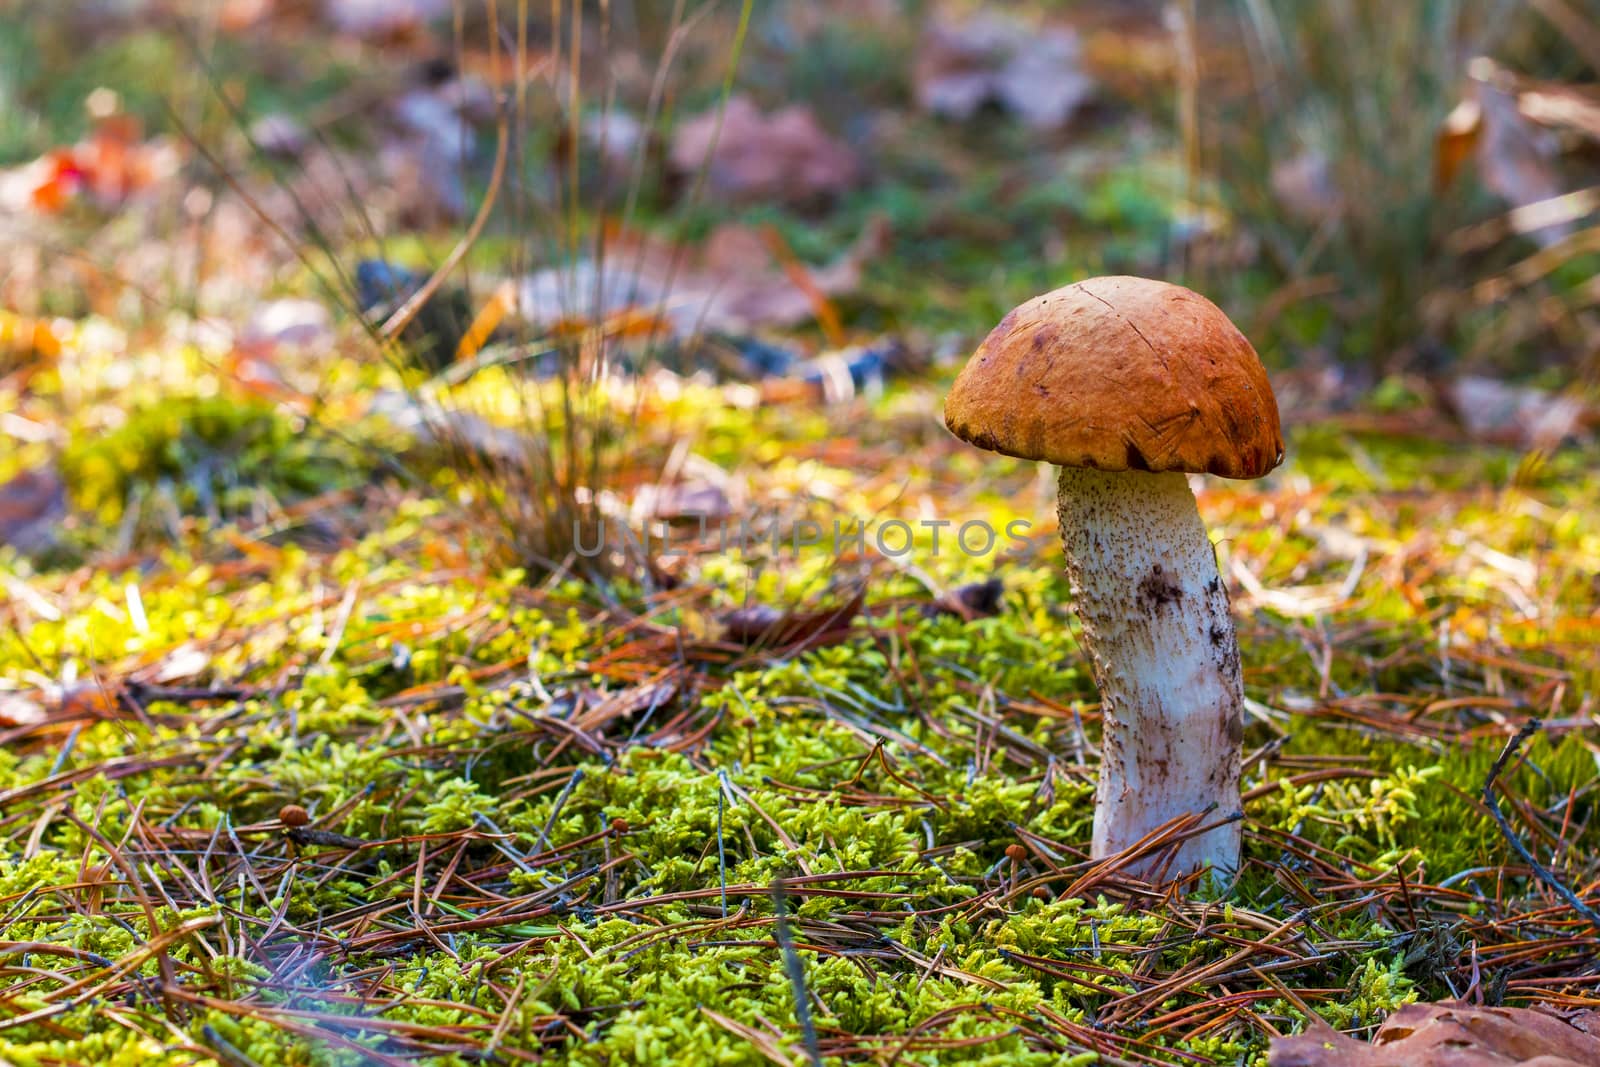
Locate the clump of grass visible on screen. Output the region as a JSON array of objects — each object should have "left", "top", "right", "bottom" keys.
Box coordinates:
[
  {"left": 143, "top": 2, "right": 763, "bottom": 586},
  {"left": 349, "top": 2, "right": 760, "bottom": 584},
  {"left": 61, "top": 392, "right": 374, "bottom": 533},
  {"left": 1198, "top": 0, "right": 1551, "bottom": 374}
]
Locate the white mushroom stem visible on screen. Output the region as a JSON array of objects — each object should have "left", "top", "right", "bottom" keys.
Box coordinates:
[{"left": 1055, "top": 467, "right": 1244, "bottom": 883}]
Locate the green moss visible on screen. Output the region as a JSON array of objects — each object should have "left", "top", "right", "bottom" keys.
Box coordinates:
[
  {"left": 9, "top": 418, "right": 1599, "bottom": 1059},
  {"left": 60, "top": 394, "right": 373, "bottom": 526},
  {"left": 5, "top": 223, "right": 1599, "bottom": 1067}
]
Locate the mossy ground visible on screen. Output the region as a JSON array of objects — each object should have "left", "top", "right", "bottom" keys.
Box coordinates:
[
  {"left": 3, "top": 4, "right": 1599, "bottom": 1064},
  {"left": 3, "top": 326, "right": 1598, "bottom": 1064}
]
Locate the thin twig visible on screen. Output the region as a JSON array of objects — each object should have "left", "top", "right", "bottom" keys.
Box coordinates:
[
  {"left": 1482, "top": 718, "right": 1600, "bottom": 936},
  {"left": 380, "top": 104, "right": 515, "bottom": 341},
  {"left": 717, "top": 769, "right": 731, "bottom": 919},
  {"left": 202, "top": 1023, "right": 266, "bottom": 1067},
  {"left": 771, "top": 878, "right": 822, "bottom": 1067}
]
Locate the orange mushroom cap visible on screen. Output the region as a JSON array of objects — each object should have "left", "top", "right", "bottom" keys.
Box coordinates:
[{"left": 944, "top": 276, "right": 1283, "bottom": 479}]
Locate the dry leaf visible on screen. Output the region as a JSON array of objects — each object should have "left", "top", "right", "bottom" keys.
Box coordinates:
[
  {"left": 515, "top": 215, "right": 888, "bottom": 337},
  {"left": 670, "top": 95, "right": 861, "bottom": 205},
  {"left": 915, "top": 13, "right": 1094, "bottom": 130},
  {"left": 242, "top": 299, "right": 333, "bottom": 349},
  {"left": 0, "top": 310, "right": 65, "bottom": 366},
  {"left": 0, "top": 691, "right": 47, "bottom": 729},
  {"left": 0, "top": 464, "right": 67, "bottom": 557},
  {"left": 0, "top": 115, "right": 179, "bottom": 215},
  {"left": 219, "top": 0, "right": 275, "bottom": 32},
  {"left": 1271, "top": 150, "right": 1343, "bottom": 224},
  {"left": 928, "top": 577, "right": 1006, "bottom": 620},
  {"left": 1513, "top": 78, "right": 1600, "bottom": 142},
  {"left": 324, "top": 0, "right": 450, "bottom": 37},
  {"left": 1446, "top": 376, "right": 1595, "bottom": 449},
  {"left": 1459, "top": 51, "right": 1600, "bottom": 143},
  {"left": 367, "top": 389, "right": 530, "bottom": 463},
  {"left": 0, "top": 681, "right": 115, "bottom": 735},
  {"left": 250, "top": 113, "right": 312, "bottom": 159},
  {"left": 633, "top": 480, "right": 733, "bottom": 523},
  {"left": 1466, "top": 59, "right": 1572, "bottom": 248},
  {"left": 146, "top": 644, "right": 213, "bottom": 686},
  {"left": 1269, "top": 1001, "right": 1600, "bottom": 1067},
  {"left": 721, "top": 589, "right": 865, "bottom": 651},
  {"left": 1435, "top": 98, "right": 1483, "bottom": 192}
]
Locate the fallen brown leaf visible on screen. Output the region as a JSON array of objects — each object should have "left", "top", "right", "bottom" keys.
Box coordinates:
[
  {"left": 1271, "top": 150, "right": 1343, "bottom": 224},
  {"left": 324, "top": 0, "right": 449, "bottom": 38},
  {"left": 927, "top": 577, "right": 1005, "bottom": 621},
  {"left": 1514, "top": 78, "right": 1600, "bottom": 142},
  {"left": 515, "top": 215, "right": 889, "bottom": 337},
  {"left": 670, "top": 95, "right": 861, "bottom": 206},
  {"left": 0, "top": 692, "right": 47, "bottom": 729},
  {"left": 915, "top": 12, "right": 1094, "bottom": 130},
  {"left": 722, "top": 589, "right": 866, "bottom": 652},
  {"left": 1, "top": 310, "right": 65, "bottom": 367},
  {"left": 0, "top": 464, "right": 67, "bottom": 557},
  {"left": 1459, "top": 59, "right": 1575, "bottom": 248},
  {"left": 1269, "top": 1001, "right": 1600, "bottom": 1067},
  {"left": 1445, "top": 376, "right": 1596, "bottom": 449},
  {"left": 634, "top": 480, "right": 733, "bottom": 523},
  {"left": 0, "top": 681, "right": 116, "bottom": 738}
]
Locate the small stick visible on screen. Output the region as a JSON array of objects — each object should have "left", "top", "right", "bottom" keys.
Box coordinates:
[
  {"left": 1482, "top": 718, "right": 1600, "bottom": 935},
  {"left": 717, "top": 770, "right": 732, "bottom": 919},
  {"left": 379, "top": 107, "right": 514, "bottom": 343},
  {"left": 534, "top": 768, "right": 585, "bottom": 853},
  {"left": 202, "top": 1023, "right": 265, "bottom": 1067},
  {"left": 771, "top": 878, "right": 822, "bottom": 1067}
]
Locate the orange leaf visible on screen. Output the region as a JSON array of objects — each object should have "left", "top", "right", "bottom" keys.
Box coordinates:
[{"left": 1435, "top": 97, "right": 1482, "bottom": 192}]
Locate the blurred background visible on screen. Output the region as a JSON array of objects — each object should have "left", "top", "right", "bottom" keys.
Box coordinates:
[{"left": 1, "top": 0, "right": 1598, "bottom": 562}]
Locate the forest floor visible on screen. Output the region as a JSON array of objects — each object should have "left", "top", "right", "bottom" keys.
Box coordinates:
[{"left": 2, "top": 3, "right": 1600, "bottom": 1065}]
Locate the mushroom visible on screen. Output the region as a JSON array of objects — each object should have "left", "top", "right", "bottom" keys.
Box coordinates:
[{"left": 944, "top": 276, "right": 1283, "bottom": 883}]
